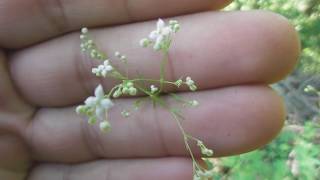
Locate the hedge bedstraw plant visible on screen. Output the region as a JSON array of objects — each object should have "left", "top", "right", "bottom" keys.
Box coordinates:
[{"left": 75, "top": 19, "right": 215, "bottom": 180}]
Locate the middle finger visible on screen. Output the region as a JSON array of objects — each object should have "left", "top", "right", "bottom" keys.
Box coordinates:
[{"left": 10, "top": 11, "right": 299, "bottom": 107}]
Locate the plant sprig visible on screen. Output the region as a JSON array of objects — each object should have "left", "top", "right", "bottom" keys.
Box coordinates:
[{"left": 76, "top": 19, "right": 215, "bottom": 180}]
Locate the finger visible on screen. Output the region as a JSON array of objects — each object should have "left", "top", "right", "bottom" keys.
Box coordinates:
[
  {"left": 0, "top": 51, "right": 34, "bottom": 180},
  {"left": 10, "top": 11, "right": 300, "bottom": 107},
  {"left": 0, "top": 135, "right": 31, "bottom": 180},
  {"left": 24, "top": 85, "right": 285, "bottom": 163},
  {"left": 0, "top": 51, "right": 34, "bottom": 131},
  {"left": 28, "top": 158, "right": 192, "bottom": 180},
  {"left": 0, "top": 0, "right": 232, "bottom": 48}
]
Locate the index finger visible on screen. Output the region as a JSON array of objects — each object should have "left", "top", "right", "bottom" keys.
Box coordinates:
[{"left": 0, "top": 0, "right": 232, "bottom": 48}]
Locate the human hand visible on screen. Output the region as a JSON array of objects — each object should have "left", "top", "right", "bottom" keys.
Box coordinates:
[{"left": 0, "top": 0, "right": 300, "bottom": 179}]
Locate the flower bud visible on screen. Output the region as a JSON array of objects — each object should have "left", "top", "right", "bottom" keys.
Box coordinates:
[
  {"left": 76, "top": 105, "right": 86, "bottom": 114},
  {"left": 100, "top": 121, "right": 111, "bottom": 133},
  {"left": 88, "top": 116, "right": 97, "bottom": 125},
  {"left": 81, "top": 27, "right": 88, "bottom": 34},
  {"left": 129, "top": 87, "right": 137, "bottom": 96}
]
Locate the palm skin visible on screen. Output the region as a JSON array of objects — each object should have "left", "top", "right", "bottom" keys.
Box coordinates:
[{"left": 0, "top": 0, "right": 299, "bottom": 180}]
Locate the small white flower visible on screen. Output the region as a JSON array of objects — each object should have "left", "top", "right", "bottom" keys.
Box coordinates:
[
  {"left": 139, "top": 38, "right": 150, "bottom": 47},
  {"left": 153, "top": 35, "right": 164, "bottom": 50},
  {"left": 185, "top": 77, "right": 197, "bottom": 91},
  {"left": 174, "top": 79, "right": 183, "bottom": 87},
  {"left": 149, "top": 19, "right": 172, "bottom": 50},
  {"left": 113, "top": 89, "right": 122, "bottom": 98},
  {"left": 185, "top": 77, "right": 194, "bottom": 86},
  {"left": 84, "top": 96, "right": 97, "bottom": 107},
  {"left": 84, "top": 85, "right": 114, "bottom": 120},
  {"left": 140, "top": 19, "right": 180, "bottom": 51},
  {"left": 128, "top": 87, "right": 137, "bottom": 96},
  {"left": 114, "top": 51, "right": 121, "bottom": 58},
  {"left": 121, "top": 110, "right": 130, "bottom": 118},
  {"left": 81, "top": 27, "right": 88, "bottom": 34},
  {"left": 76, "top": 105, "right": 86, "bottom": 114},
  {"left": 121, "top": 81, "right": 137, "bottom": 96},
  {"left": 92, "top": 60, "right": 113, "bottom": 77},
  {"left": 90, "top": 49, "right": 98, "bottom": 58},
  {"left": 114, "top": 51, "right": 127, "bottom": 62},
  {"left": 172, "top": 23, "right": 180, "bottom": 32},
  {"left": 80, "top": 34, "right": 86, "bottom": 40},
  {"left": 87, "top": 40, "right": 93, "bottom": 45},
  {"left": 99, "top": 121, "right": 111, "bottom": 133},
  {"left": 126, "top": 82, "right": 133, "bottom": 87},
  {"left": 122, "top": 87, "right": 129, "bottom": 94},
  {"left": 120, "top": 55, "right": 127, "bottom": 61},
  {"left": 88, "top": 117, "right": 97, "bottom": 125},
  {"left": 169, "top": 20, "right": 180, "bottom": 33},
  {"left": 150, "top": 85, "right": 158, "bottom": 93},
  {"left": 169, "top": 20, "right": 178, "bottom": 25},
  {"left": 189, "top": 100, "right": 199, "bottom": 107}
]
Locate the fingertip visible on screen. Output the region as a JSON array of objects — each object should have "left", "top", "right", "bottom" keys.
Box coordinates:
[
  {"left": 245, "top": 86, "right": 286, "bottom": 153},
  {"left": 196, "top": 85, "right": 286, "bottom": 157},
  {"left": 248, "top": 10, "right": 301, "bottom": 83},
  {"left": 250, "top": 86, "right": 286, "bottom": 150}
]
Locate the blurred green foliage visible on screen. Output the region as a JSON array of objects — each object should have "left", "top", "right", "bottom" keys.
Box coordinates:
[
  {"left": 214, "top": 1, "right": 320, "bottom": 179},
  {"left": 213, "top": 122, "right": 320, "bottom": 179},
  {"left": 226, "top": 0, "right": 320, "bottom": 74}
]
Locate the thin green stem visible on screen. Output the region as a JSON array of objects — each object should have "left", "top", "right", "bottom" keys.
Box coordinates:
[
  {"left": 186, "top": 134, "right": 202, "bottom": 143},
  {"left": 122, "top": 59, "right": 129, "bottom": 79},
  {"left": 131, "top": 78, "right": 176, "bottom": 85},
  {"left": 159, "top": 50, "right": 169, "bottom": 92},
  {"left": 132, "top": 86, "right": 203, "bottom": 172},
  {"left": 170, "top": 93, "right": 190, "bottom": 104},
  {"left": 170, "top": 111, "right": 202, "bottom": 171},
  {"left": 106, "top": 84, "right": 121, "bottom": 98}
]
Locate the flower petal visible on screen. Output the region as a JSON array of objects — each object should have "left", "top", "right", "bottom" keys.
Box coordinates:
[
  {"left": 101, "top": 70, "right": 107, "bottom": 77},
  {"left": 153, "top": 35, "right": 164, "bottom": 50},
  {"left": 94, "top": 84, "right": 105, "bottom": 99},
  {"left": 157, "top": 19, "right": 165, "bottom": 30},
  {"left": 162, "top": 27, "right": 172, "bottom": 36},
  {"left": 101, "top": 98, "right": 114, "bottom": 109},
  {"left": 103, "top": 60, "right": 110, "bottom": 66},
  {"left": 105, "top": 65, "right": 113, "bottom": 71},
  {"left": 149, "top": 31, "right": 158, "bottom": 41},
  {"left": 99, "top": 121, "right": 111, "bottom": 132},
  {"left": 95, "top": 107, "right": 106, "bottom": 120},
  {"left": 84, "top": 96, "right": 97, "bottom": 107}
]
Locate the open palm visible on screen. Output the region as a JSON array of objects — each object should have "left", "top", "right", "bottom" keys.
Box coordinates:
[{"left": 0, "top": 0, "right": 300, "bottom": 179}]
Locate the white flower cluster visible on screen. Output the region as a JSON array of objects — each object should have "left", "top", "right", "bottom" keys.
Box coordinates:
[
  {"left": 185, "top": 77, "right": 197, "bottom": 91},
  {"left": 113, "top": 81, "right": 137, "bottom": 98},
  {"left": 76, "top": 85, "right": 114, "bottom": 132},
  {"left": 139, "top": 19, "right": 180, "bottom": 51},
  {"left": 92, "top": 60, "right": 113, "bottom": 77},
  {"left": 80, "top": 27, "right": 105, "bottom": 60}
]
